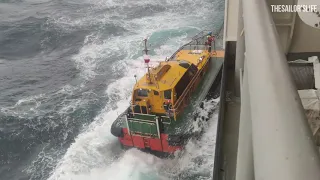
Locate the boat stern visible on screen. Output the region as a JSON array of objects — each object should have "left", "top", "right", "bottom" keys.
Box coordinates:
[
  {"left": 119, "top": 128, "right": 182, "bottom": 154},
  {"left": 112, "top": 112, "right": 184, "bottom": 155}
]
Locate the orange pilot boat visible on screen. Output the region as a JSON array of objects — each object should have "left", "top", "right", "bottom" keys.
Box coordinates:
[{"left": 110, "top": 30, "right": 224, "bottom": 156}]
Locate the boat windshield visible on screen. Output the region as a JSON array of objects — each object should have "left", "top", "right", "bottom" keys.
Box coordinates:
[
  {"left": 164, "top": 89, "right": 172, "bottom": 99},
  {"left": 137, "top": 89, "right": 148, "bottom": 97}
]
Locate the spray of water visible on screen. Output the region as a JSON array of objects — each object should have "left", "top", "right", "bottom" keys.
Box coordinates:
[{"left": 1, "top": 0, "right": 224, "bottom": 179}]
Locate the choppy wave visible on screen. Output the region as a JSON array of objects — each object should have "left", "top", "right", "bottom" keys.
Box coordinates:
[{"left": 0, "top": 0, "right": 224, "bottom": 179}]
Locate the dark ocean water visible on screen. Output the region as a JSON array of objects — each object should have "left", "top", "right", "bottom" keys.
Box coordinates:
[{"left": 0, "top": 0, "right": 224, "bottom": 179}]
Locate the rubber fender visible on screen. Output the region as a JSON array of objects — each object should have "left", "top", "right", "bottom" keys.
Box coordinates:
[
  {"left": 199, "top": 102, "right": 204, "bottom": 109},
  {"left": 168, "top": 134, "right": 187, "bottom": 146},
  {"left": 110, "top": 122, "right": 124, "bottom": 138}
]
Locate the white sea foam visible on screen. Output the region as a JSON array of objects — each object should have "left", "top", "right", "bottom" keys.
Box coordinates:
[{"left": 47, "top": 0, "right": 223, "bottom": 179}]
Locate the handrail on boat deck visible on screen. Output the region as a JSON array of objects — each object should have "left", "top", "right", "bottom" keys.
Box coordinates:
[
  {"left": 191, "top": 30, "right": 212, "bottom": 40},
  {"left": 172, "top": 56, "right": 210, "bottom": 119},
  {"left": 167, "top": 30, "right": 216, "bottom": 61}
]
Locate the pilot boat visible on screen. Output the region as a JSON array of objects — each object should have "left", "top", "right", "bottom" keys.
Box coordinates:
[{"left": 110, "top": 31, "right": 224, "bottom": 156}]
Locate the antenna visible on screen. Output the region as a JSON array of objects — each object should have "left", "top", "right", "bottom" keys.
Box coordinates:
[
  {"left": 143, "top": 38, "right": 152, "bottom": 84},
  {"left": 134, "top": 75, "right": 137, "bottom": 83},
  {"left": 143, "top": 38, "right": 149, "bottom": 55}
]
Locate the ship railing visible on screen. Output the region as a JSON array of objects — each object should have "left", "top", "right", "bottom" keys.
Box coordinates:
[
  {"left": 172, "top": 81, "right": 194, "bottom": 116},
  {"left": 191, "top": 30, "right": 212, "bottom": 41},
  {"left": 218, "top": 0, "right": 320, "bottom": 180},
  {"left": 167, "top": 30, "right": 214, "bottom": 61},
  {"left": 172, "top": 57, "right": 209, "bottom": 119}
]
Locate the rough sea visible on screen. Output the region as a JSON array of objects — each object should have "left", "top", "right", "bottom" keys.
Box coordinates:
[{"left": 0, "top": 0, "right": 224, "bottom": 179}]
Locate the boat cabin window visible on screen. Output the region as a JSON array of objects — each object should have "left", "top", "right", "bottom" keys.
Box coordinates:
[
  {"left": 153, "top": 90, "right": 159, "bottom": 95},
  {"left": 189, "top": 64, "right": 198, "bottom": 74},
  {"left": 137, "top": 88, "right": 148, "bottom": 97},
  {"left": 179, "top": 60, "right": 190, "bottom": 69},
  {"left": 164, "top": 90, "right": 172, "bottom": 99},
  {"left": 134, "top": 105, "right": 141, "bottom": 113},
  {"left": 141, "top": 106, "right": 147, "bottom": 114},
  {"left": 175, "top": 65, "right": 198, "bottom": 100},
  {"left": 133, "top": 105, "right": 148, "bottom": 114}
]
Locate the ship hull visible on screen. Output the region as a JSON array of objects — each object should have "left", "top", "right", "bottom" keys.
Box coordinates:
[{"left": 120, "top": 129, "right": 182, "bottom": 156}]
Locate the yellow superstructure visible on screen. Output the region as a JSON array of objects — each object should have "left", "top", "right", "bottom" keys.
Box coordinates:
[{"left": 131, "top": 48, "right": 212, "bottom": 119}]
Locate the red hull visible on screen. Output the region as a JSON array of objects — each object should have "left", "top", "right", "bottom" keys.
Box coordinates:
[{"left": 119, "top": 128, "right": 182, "bottom": 153}]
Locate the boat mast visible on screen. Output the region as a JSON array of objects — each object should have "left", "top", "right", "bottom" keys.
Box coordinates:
[{"left": 143, "top": 38, "right": 152, "bottom": 84}]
